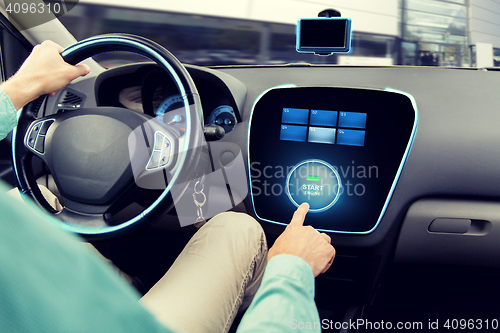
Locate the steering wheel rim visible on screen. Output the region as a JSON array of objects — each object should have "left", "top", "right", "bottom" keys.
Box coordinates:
[{"left": 12, "top": 34, "right": 204, "bottom": 239}]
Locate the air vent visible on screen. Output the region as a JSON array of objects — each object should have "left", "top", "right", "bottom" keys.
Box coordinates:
[
  {"left": 62, "top": 91, "right": 82, "bottom": 104},
  {"left": 57, "top": 89, "right": 85, "bottom": 113}
]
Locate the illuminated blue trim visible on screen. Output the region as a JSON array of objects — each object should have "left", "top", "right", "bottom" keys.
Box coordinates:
[
  {"left": 53, "top": 37, "right": 192, "bottom": 235},
  {"left": 156, "top": 94, "right": 184, "bottom": 122},
  {"left": 247, "top": 86, "right": 419, "bottom": 234},
  {"left": 11, "top": 123, "right": 21, "bottom": 189},
  {"left": 285, "top": 159, "right": 342, "bottom": 213}
]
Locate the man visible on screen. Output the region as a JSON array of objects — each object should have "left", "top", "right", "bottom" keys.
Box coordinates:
[{"left": 0, "top": 40, "right": 335, "bottom": 332}]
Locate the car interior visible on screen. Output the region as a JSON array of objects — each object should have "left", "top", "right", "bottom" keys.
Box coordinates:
[{"left": 1, "top": 2, "right": 500, "bottom": 332}]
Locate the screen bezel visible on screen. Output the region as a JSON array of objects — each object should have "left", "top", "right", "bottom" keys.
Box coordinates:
[
  {"left": 248, "top": 86, "right": 418, "bottom": 234},
  {"left": 296, "top": 17, "right": 352, "bottom": 54}
]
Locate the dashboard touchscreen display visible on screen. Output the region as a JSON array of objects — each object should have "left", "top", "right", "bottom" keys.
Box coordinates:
[
  {"left": 280, "top": 108, "right": 366, "bottom": 147},
  {"left": 249, "top": 87, "right": 417, "bottom": 233}
]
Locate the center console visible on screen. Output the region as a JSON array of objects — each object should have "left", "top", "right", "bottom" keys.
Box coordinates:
[{"left": 248, "top": 86, "right": 417, "bottom": 233}]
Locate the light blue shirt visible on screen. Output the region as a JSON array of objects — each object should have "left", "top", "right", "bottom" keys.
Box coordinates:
[
  {"left": 237, "top": 255, "right": 320, "bottom": 333},
  {"left": 0, "top": 91, "right": 320, "bottom": 332},
  {"left": 0, "top": 89, "right": 18, "bottom": 140}
]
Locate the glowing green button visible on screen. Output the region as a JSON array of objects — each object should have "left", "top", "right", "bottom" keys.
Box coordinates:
[{"left": 286, "top": 160, "right": 342, "bottom": 213}]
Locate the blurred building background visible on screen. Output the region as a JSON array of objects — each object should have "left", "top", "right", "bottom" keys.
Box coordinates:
[{"left": 57, "top": 0, "right": 500, "bottom": 67}]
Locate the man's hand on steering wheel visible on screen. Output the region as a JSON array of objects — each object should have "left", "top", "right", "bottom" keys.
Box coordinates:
[{"left": 0, "top": 40, "right": 90, "bottom": 110}]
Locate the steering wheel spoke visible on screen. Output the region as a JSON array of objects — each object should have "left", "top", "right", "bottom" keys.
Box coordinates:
[
  {"left": 23, "top": 117, "right": 55, "bottom": 160},
  {"left": 56, "top": 208, "right": 109, "bottom": 229}
]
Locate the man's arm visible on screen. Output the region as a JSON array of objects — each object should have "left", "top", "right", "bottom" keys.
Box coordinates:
[
  {"left": 0, "top": 40, "right": 89, "bottom": 140},
  {"left": 0, "top": 40, "right": 90, "bottom": 110},
  {"left": 237, "top": 254, "right": 320, "bottom": 332},
  {"left": 237, "top": 203, "right": 335, "bottom": 332}
]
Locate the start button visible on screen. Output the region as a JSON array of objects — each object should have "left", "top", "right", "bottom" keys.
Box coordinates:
[{"left": 285, "top": 160, "right": 342, "bottom": 213}]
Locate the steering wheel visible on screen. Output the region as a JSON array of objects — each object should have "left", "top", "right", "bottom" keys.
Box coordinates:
[{"left": 12, "top": 34, "right": 204, "bottom": 239}]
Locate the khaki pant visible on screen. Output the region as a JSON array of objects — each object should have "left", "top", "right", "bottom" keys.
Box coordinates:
[{"left": 140, "top": 212, "right": 268, "bottom": 333}]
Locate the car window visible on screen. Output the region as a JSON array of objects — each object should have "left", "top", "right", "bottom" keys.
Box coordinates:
[
  {"left": 0, "top": 16, "right": 31, "bottom": 79},
  {"left": 55, "top": 0, "right": 484, "bottom": 68}
]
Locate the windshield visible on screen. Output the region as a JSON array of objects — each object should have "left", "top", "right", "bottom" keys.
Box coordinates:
[{"left": 56, "top": 0, "right": 495, "bottom": 68}]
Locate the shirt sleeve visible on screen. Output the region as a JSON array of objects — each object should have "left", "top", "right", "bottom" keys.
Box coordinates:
[
  {"left": 236, "top": 254, "right": 321, "bottom": 333},
  {"left": 0, "top": 89, "right": 18, "bottom": 141},
  {"left": 0, "top": 181, "right": 175, "bottom": 333}
]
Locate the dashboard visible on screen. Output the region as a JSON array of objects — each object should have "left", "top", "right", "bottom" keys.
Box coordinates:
[
  {"left": 94, "top": 63, "right": 243, "bottom": 134},
  {"left": 43, "top": 62, "right": 500, "bottom": 307}
]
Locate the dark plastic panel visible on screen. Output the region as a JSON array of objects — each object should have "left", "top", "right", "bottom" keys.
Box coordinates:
[
  {"left": 217, "top": 66, "right": 500, "bottom": 250},
  {"left": 395, "top": 199, "right": 499, "bottom": 267}
]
